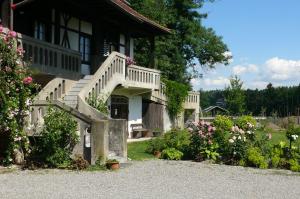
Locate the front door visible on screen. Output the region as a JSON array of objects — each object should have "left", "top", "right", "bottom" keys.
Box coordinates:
[{"left": 110, "top": 95, "right": 129, "bottom": 120}]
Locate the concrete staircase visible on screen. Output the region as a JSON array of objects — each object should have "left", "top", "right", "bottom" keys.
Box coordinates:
[{"left": 63, "top": 75, "right": 93, "bottom": 108}]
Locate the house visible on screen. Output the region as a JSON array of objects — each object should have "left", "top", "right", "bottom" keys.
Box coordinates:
[
  {"left": 203, "top": 106, "right": 229, "bottom": 117},
  {"left": 0, "top": 0, "right": 200, "bottom": 163}
]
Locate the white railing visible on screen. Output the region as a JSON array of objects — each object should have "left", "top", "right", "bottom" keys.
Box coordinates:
[
  {"left": 126, "top": 65, "right": 161, "bottom": 90},
  {"left": 184, "top": 91, "right": 200, "bottom": 109},
  {"left": 35, "top": 78, "right": 77, "bottom": 101},
  {"left": 78, "top": 52, "right": 127, "bottom": 113}
]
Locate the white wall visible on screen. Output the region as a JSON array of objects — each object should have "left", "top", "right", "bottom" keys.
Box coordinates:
[
  {"left": 128, "top": 95, "right": 142, "bottom": 138},
  {"left": 130, "top": 38, "right": 134, "bottom": 58},
  {"left": 163, "top": 105, "right": 172, "bottom": 132}
]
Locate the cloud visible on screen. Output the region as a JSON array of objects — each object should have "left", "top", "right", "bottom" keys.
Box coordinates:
[
  {"left": 247, "top": 81, "right": 269, "bottom": 90},
  {"left": 232, "top": 64, "right": 258, "bottom": 75},
  {"left": 223, "top": 51, "right": 234, "bottom": 63},
  {"left": 203, "top": 76, "right": 230, "bottom": 87},
  {"left": 266, "top": 57, "right": 300, "bottom": 80}
]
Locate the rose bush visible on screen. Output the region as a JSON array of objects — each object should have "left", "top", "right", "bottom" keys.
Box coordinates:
[{"left": 0, "top": 26, "right": 39, "bottom": 165}]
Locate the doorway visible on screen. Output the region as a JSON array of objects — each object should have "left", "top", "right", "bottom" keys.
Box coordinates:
[{"left": 110, "top": 95, "right": 129, "bottom": 120}]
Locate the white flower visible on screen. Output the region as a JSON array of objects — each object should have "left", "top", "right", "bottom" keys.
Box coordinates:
[
  {"left": 243, "top": 137, "right": 246, "bottom": 142},
  {"left": 233, "top": 136, "right": 237, "bottom": 140},
  {"left": 291, "top": 135, "right": 299, "bottom": 140},
  {"left": 229, "top": 139, "right": 234, "bottom": 143},
  {"left": 247, "top": 131, "right": 251, "bottom": 134},
  {"left": 25, "top": 99, "right": 31, "bottom": 106},
  {"left": 238, "top": 136, "right": 242, "bottom": 140}
]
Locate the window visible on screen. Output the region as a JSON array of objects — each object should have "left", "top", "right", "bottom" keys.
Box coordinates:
[
  {"left": 79, "top": 35, "right": 91, "bottom": 63},
  {"left": 34, "top": 21, "right": 46, "bottom": 41}
]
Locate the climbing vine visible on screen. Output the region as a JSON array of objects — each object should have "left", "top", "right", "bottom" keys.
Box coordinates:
[
  {"left": 163, "top": 79, "right": 189, "bottom": 123},
  {"left": 0, "top": 26, "right": 39, "bottom": 165}
]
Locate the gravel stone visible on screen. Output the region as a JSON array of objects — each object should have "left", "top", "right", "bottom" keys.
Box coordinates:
[{"left": 0, "top": 160, "right": 300, "bottom": 199}]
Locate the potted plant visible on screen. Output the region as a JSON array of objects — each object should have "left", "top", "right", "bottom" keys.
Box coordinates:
[{"left": 106, "top": 159, "right": 120, "bottom": 170}]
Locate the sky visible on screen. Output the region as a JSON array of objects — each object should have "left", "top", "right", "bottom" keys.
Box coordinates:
[{"left": 192, "top": 0, "right": 300, "bottom": 91}]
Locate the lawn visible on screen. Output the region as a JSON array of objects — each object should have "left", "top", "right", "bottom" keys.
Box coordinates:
[
  {"left": 256, "top": 129, "right": 287, "bottom": 145},
  {"left": 127, "top": 140, "right": 155, "bottom": 161}
]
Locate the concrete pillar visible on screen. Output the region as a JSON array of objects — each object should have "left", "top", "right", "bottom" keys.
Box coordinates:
[{"left": 90, "top": 120, "right": 109, "bottom": 165}]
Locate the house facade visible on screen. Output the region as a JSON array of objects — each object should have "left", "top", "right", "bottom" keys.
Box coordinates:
[{"left": 0, "top": 0, "right": 200, "bottom": 163}]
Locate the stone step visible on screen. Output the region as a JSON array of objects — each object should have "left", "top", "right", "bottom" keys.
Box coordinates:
[
  {"left": 78, "top": 79, "right": 90, "bottom": 84},
  {"left": 69, "top": 87, "right": 82, "bottom": 92},
  {"left": 83, "top": 75, "right": 93, "bottom": 80},
  {"left": 64, "top": 95, "right": 77, "bottom": 101}
]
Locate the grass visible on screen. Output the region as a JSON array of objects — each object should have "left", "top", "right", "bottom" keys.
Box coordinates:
[
  {"left": 128, "top": 140, "right": 156, "bottom": 161},
  {"left": 256, "top": 128, "right": 300, "bottom": 147},
  {"left": 256, "top": 129, "right": 287, "bottom": 145}
]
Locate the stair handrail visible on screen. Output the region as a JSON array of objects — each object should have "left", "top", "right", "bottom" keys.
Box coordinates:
[{"left": 77, "top": 52, "right": 126, "bottom": 116}]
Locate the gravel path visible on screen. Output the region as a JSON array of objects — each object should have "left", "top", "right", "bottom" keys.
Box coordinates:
[{"left": 1, "top": 160, "right": 300, "bottom": 199}]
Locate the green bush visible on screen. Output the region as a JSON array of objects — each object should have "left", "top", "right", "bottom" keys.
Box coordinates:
[
  {"left": 161, "top": 148, "right": 183, "bottom": 160},
  {"left": 163, "top": 129, "right": 190, "bottom": 152},
  {"left": 32, "top": 106, "right": 79, "bottom": 167},
  {"left": 245, "top": 147, "right": 268, "bottom": 169},
  {"left": 212, "top": 116, "right": 233, "bottom": 159},
  {"left": 146, "top": 137, "right": 165, "bottom": 154},
  {"left": 213, "top": 115, "right": 234, "bottom": 131},
  {"left": 87, "top": 93, "right": 109, "bottom": 115},
  {"left": 235, "top": 115, "right": 257, "bottom": 130},
  {"left": 289, "top": 159, "right": 300, "bottom": 172}
]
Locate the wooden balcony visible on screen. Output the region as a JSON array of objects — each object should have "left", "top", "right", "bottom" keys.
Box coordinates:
[
  {"left": 0, "top": 27, "right": 82, "bottom": 80},
  {"left": 20, "top": 35, "right": 82, "bottom": 79}
]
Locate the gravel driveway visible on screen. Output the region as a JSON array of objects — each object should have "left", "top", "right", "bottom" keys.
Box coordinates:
[{"left": 1, "top": 160, "right": 299, "bottom": 199}]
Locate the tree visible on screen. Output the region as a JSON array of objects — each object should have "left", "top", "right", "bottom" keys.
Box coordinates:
[
  {"left": 129, "top": 0, "right": 230, "bottom": 85},
  {"left": 224, "top": 76, "right": 245, "bottom": 115}
]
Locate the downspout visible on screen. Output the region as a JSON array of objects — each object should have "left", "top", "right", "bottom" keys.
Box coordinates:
[{"left": 10, "top": 0, "right": 13, "bottom": 30}]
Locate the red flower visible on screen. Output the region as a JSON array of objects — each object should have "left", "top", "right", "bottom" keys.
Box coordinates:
[
  {"left": 23, "top": 76, "right": 33, "bottom": 85},
  {"left": 11, "top": 4, "right": 17, "bottom": 10}
]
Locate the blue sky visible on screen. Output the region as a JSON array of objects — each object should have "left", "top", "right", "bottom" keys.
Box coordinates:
[{"left": 192, "top": 0, "right": 300, "bottom": 91}]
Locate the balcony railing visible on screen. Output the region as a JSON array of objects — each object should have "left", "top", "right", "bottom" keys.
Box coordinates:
[
  {"left": 1, "top": 28, "right": 82, "bottom": 79},
  {"left": 20, "top": 34, "right": 82, "bottom": 79},
  {"left": 126, "top": 65, "right": 161, "bottom": 90}
]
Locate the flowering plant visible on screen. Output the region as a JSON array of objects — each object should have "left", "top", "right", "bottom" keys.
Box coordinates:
[
  {"left": 189, "top": 121, "right": 219, "bottom": 161},
  {"left": 125, "top": 56, "right": 136, "bottom": 65},
  {"left": 0, "top": 26, "right": 39, "bottom": 165},
  {"left": 226, "top": 121, "right": 256, "bottom": 163}
]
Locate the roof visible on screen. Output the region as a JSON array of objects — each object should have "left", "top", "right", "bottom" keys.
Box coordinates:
[
  {"left": 108, "top": 0, "right": 171, "bottom": 34},
  {"left": 203, "top": 106, "right": 229, "bottom": 113},
  {"left": 14, "top": 0, "right": 171, "bottom": 35}
]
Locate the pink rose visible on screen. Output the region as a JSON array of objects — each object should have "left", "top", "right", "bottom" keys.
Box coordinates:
[
  {"left": 8, "top": 30, "right": 17, "bottom": 38},
  {"left": 23, "top": 76, "right": 33, "bottom": 85},
  {"left": 0, "top": 25, "right": 3, "bottom": 33}
]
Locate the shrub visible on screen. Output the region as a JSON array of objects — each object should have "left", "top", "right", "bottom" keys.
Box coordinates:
[
  {"left": 0, "top": 27, "right": 39, "bottom": 165},
  {"left": 245, "top": 147, "right": 268, "bottom": 169},
  {"left": 213, "top": 115, "right": 234, "bottom": 132},
  {"left": 87, "top": 93, "right": 109, "bottom": 115},
  {"left": 235, "top": 116, "right": 256, "bottom": 131},
  {"left": 146, "top": 137, "right": 165, "bottom": 154},
  {"left": 189, "top": 121, "right": 220, "bottom": 161},
  {"left": 71, "top": 155, "right": 89, "bottom": 170},
  {"left": 161, "top": 148, "right": 183, "bottom": 160},
  {"left": 212, "top": 116, "right": 233, "bottom": 158},
  {"left": 163, "top": 129, "right": 190, "bottom": 152},
  {"left": 32, "top": 106, "right": 79, "bottom": 167},
  {"left": 286, "top": 125, "right": 300, "bottom": 149},
  {"left": 288, "top": 159, "right": 300, "bottom": 172}
]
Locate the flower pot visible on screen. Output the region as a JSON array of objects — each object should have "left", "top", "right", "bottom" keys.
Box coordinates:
[
  {"left": 106, "top": 162, "right": 120, "bottom": 170},
  {"left": 154, "top": 151, "right": 161, "bottom": 158}
]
